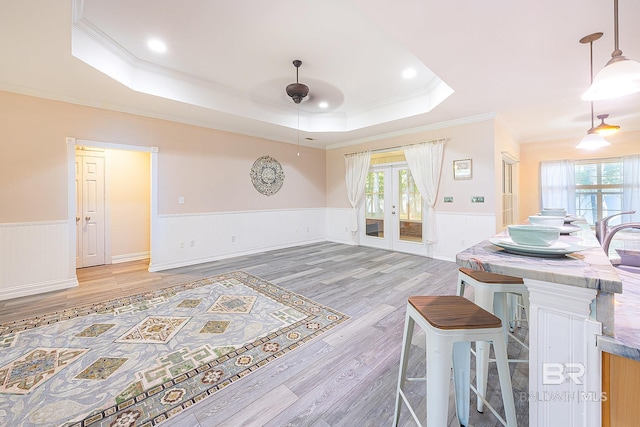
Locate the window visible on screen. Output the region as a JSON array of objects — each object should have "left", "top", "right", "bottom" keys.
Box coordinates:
[{"left": 575, "top": 158, "right": 623, "bottom": 225}]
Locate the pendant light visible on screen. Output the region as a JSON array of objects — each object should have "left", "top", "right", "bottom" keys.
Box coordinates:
[
  {"left": 593, "top": 114, "right": 620, "bottom": 136},
  {"left": 582, "top": 0, "right": 640, "bottom": 101},
  {"left": 577, "top": 32, "right": 612, "bottom": 150}
]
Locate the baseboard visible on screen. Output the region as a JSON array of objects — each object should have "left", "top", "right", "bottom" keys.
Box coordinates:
[
  {"left": 432, "top": 254, "right": 456, "bottom": 262},
  {"left": 111, "top": 251, "right": 150, "bottom": 264},
  {"left": 148, "top": 239, "right": 326, "bottom": 272},
  {"left": 0, "top": 277, "right": 79, "bottom": 301}
]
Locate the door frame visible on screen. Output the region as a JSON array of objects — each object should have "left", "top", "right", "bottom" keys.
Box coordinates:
[
  {"left": 359, "top": 163, "right": 427, "bottom": 256},
  {"left": 66, "top": 137, "right": 158, "bottom": 278}
]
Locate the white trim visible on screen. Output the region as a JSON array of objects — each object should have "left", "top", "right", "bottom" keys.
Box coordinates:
[
  {"left": 67, "top": 137, "right": 77, "bottom": 277},
  {"left": 67, "top": 137, "right": 158, "bottom": 273},
  {"left": 111, "top": 251, "right": 150, "bottom": 264},
  {"left": 0, "top": 278, "right": 79, "bottom": 301}
]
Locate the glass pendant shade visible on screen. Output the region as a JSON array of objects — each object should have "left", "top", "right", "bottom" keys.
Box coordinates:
[
  {"left": 576, "top": 131, "right": 611, "bottom": 150},
  {"left": 582, "top": 57, "right": 640, "bottom": 101}
]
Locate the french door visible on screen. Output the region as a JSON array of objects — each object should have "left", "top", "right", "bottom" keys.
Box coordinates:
[{"left": 360, "top": 165, "right": 425, "bottom": 255}]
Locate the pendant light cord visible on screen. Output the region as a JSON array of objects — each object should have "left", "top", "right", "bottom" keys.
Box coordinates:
[{"left": 589, "top": 39, "right": 595, "bottom": 129}]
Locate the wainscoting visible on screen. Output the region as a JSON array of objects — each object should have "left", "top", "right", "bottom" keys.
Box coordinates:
[
  {"left": 149, "top": 208, "right": 327, "bottom": 272},
  {"left": 0, "top": 220, "right": 77, "bottom": 300},
  {"left": 431, "top": 212, "right": 497, "bottom": 261},
  {"left": 0, "top": 209, "right": 498, "bottom": 300}
]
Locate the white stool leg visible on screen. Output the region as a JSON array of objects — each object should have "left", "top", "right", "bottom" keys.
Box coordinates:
[
  {"left": 491, "top": 334, "right": 517, "bottom": 427},
  {"left": 393, "top": 310, "right": 415, "bottom": 426},
  {"left": 473, "top": 287, "right": 495, "bottom": 413},
  {"left": 456, "top": 272, "right": 466, "bottom": 297},
  {"left": 452, "top": 341, "right": 471, "bottom": 427},
  {"left": 426, "top": 331, "right": 453, "bottom": 427}
]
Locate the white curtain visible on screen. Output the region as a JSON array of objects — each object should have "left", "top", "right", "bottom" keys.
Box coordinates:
[
  {"left": 344, "top": 151, "right": 372, "bottom": 232},
  {"left": 540, "top": 160, "right": 576, "bottom": 213},
  {"left": 623, "top": 155, "right": 640, "bottom": 222},
  {"left": 403, "top": 140, "right": 445, "bottom": 244}
]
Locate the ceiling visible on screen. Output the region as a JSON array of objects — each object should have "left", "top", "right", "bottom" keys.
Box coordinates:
[{"left": 1, "top": 0, "right": 640, "bottom": 149}]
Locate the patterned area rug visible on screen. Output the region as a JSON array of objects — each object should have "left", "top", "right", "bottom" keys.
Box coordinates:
[{"left": 0, "top": 271, "right": 348, "bottom": 426}]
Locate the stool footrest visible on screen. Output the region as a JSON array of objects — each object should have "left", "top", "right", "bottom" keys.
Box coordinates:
[{"left": 469, "top": 383, "right": 509, "bottom": 427}]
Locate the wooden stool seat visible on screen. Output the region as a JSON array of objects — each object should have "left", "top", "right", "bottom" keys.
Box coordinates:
[
  {"left": 408, "top": 296, "right": 502, "bottom": 330},
  {"left": 458, "top": 267, "right": 524, "bottom": 284}
]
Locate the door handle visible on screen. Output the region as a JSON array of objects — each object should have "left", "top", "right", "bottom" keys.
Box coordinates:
[
  {"left": 85, "top": 216, "right": 91, "bottom": 221},
  {"left": 392, "top": 211, "right": 396, "bottom": 214},
  {"left": 76, "top": 216, "right": 80, "bottom": 222}
]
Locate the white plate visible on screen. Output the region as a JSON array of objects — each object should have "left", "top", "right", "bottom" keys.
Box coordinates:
[
  {"left": 489, "top": 237, "right": 588, "bottom": 257},
  {"left": 560, "top": 224, "right": 581, "bottom": 234}
]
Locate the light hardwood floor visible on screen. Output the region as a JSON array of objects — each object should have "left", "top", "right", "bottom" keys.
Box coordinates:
[{"left": 0, "top": 242, "right": 529, "bottom": 426}]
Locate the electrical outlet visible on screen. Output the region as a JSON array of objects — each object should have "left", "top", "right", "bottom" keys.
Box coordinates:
[
  {"left": 190, "top": 240, "right": 195, "bottom": 247},
  {"left": 179, "top": 241, "right": 184, "bottom": 249},
  {"left": 178, "top": 196, "right": 184, "bottom": 204},
  {"left": 471, "top": 196, "right": 485, "bottom": 203},
  {"left": 444, "top": 196, "right": 453, "bottom": 203},
  {"left": 231, "top": 235, "right": 236, "bottom": 243}
]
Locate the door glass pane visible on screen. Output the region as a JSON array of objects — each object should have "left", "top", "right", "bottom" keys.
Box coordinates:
[
  {"left": 365, "top": 171, "right": 384, "bottom": 238},
  {"left": 398, "top": 169, "right": 422, "bottom": 243}
]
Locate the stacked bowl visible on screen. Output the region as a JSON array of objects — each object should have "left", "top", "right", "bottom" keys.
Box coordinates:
[{"left": 507, "top": 225, "right": 561, "bottom": 247}]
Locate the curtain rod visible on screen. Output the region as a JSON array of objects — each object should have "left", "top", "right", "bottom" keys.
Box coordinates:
[{"left": 344, "top": 138, "right": 448, "bottom": 157}]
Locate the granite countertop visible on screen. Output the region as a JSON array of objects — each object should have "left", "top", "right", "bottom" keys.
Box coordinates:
[
  {"left": 456, "top": 223, "right": 640, "bottom": 359},
  {"left": 456, "top": 225, "right": 623, "bottom": 294},
  {"left": 598, "top": 268, "right": 640, "bottom": 361}
]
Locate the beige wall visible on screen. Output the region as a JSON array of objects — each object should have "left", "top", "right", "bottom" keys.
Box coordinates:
[
  {"left": 0, "top": 91, "right": 326, "bottom": 223},
  {"left": 326, "top": 119, "right": 498, "bottom": 215},
  {"left": 519, "top": 130, "right": 640, "bottom": 223},
  {"left": 107, "top": 149, "right": 150, "bottom": 257}
]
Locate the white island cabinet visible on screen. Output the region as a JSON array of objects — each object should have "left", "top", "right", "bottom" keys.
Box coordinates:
[{"left": 456, "top": 225, "right": 621, "bottom": 427}]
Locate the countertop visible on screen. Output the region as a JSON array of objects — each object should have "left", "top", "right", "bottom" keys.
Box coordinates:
[
  {"left": 456, "top": 224, "right": 640, "bottom": 360},
  {"left": 456, "top": 225, "right": 623, "bottom": 294},
  {"left": 598, "top": 268, "right": 640, "bottom": 361}
]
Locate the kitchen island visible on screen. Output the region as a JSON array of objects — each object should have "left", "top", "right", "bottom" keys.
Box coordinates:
[{"left": 456, "top": 225, "right": 623, "bottom": 427}]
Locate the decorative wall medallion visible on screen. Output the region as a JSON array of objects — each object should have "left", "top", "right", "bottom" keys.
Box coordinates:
[{"left": 250, "top": 155, "right": 285, "bottom": 196}]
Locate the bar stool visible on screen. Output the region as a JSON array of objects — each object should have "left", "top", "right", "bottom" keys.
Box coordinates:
[
  {"left": 393, "top": 295, "right": 517, "bottom": 427},
  {"left": 457, "top": 267, "right": 529, "bottom": 413}
]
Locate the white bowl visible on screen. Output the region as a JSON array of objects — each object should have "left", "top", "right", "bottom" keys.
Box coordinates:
[
  {"left": 529, "top": 215, "right": 564, "bottom": 228},
  {"left": 507, "top": 225, "right": 560, "bottom": 247},
  {"left": 541, "top": 208, "right": 567, "bottom": 217}
]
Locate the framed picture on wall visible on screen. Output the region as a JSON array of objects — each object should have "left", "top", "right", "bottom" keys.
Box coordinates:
[{"left": 453, "top": 159, "right": 472, "bottom": 180}]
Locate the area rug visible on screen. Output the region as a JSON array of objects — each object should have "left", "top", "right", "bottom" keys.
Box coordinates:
[{"left": 0, "top": 271, "right": 349, "bottom": 426}]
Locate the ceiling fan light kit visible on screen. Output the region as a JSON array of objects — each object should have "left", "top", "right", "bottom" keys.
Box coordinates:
[
  {"left": 582, "top": 0, "right": 640, "bottom": 101},
  {"left": 286, "top": 60, "right": 309, "bottom": 104}
]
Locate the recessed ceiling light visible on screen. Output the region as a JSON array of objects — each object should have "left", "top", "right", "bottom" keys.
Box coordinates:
[
  {"left": 402, "top": 68, "right": 417, "bottom": 79},
  {"left": 318, "top": 101, "right": 329, "bottom": 109},
  {"left": 147, "top": 39, "right": 167, "bottom": 53}
]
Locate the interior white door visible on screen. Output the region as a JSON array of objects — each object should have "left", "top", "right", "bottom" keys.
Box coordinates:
[
  {"left": 76, "top": 152, "right": 106, "bottom": 268},
  {"left": 360, "top": 165, "right": 425, "bottom": 255}
]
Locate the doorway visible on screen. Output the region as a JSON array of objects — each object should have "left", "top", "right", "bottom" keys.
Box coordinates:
[
  {"left": 360, "top": 164, "right": 425, "bottom": 255},
  {"left": 67, "top": 138, "right": 158, "bottom": 275}
]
